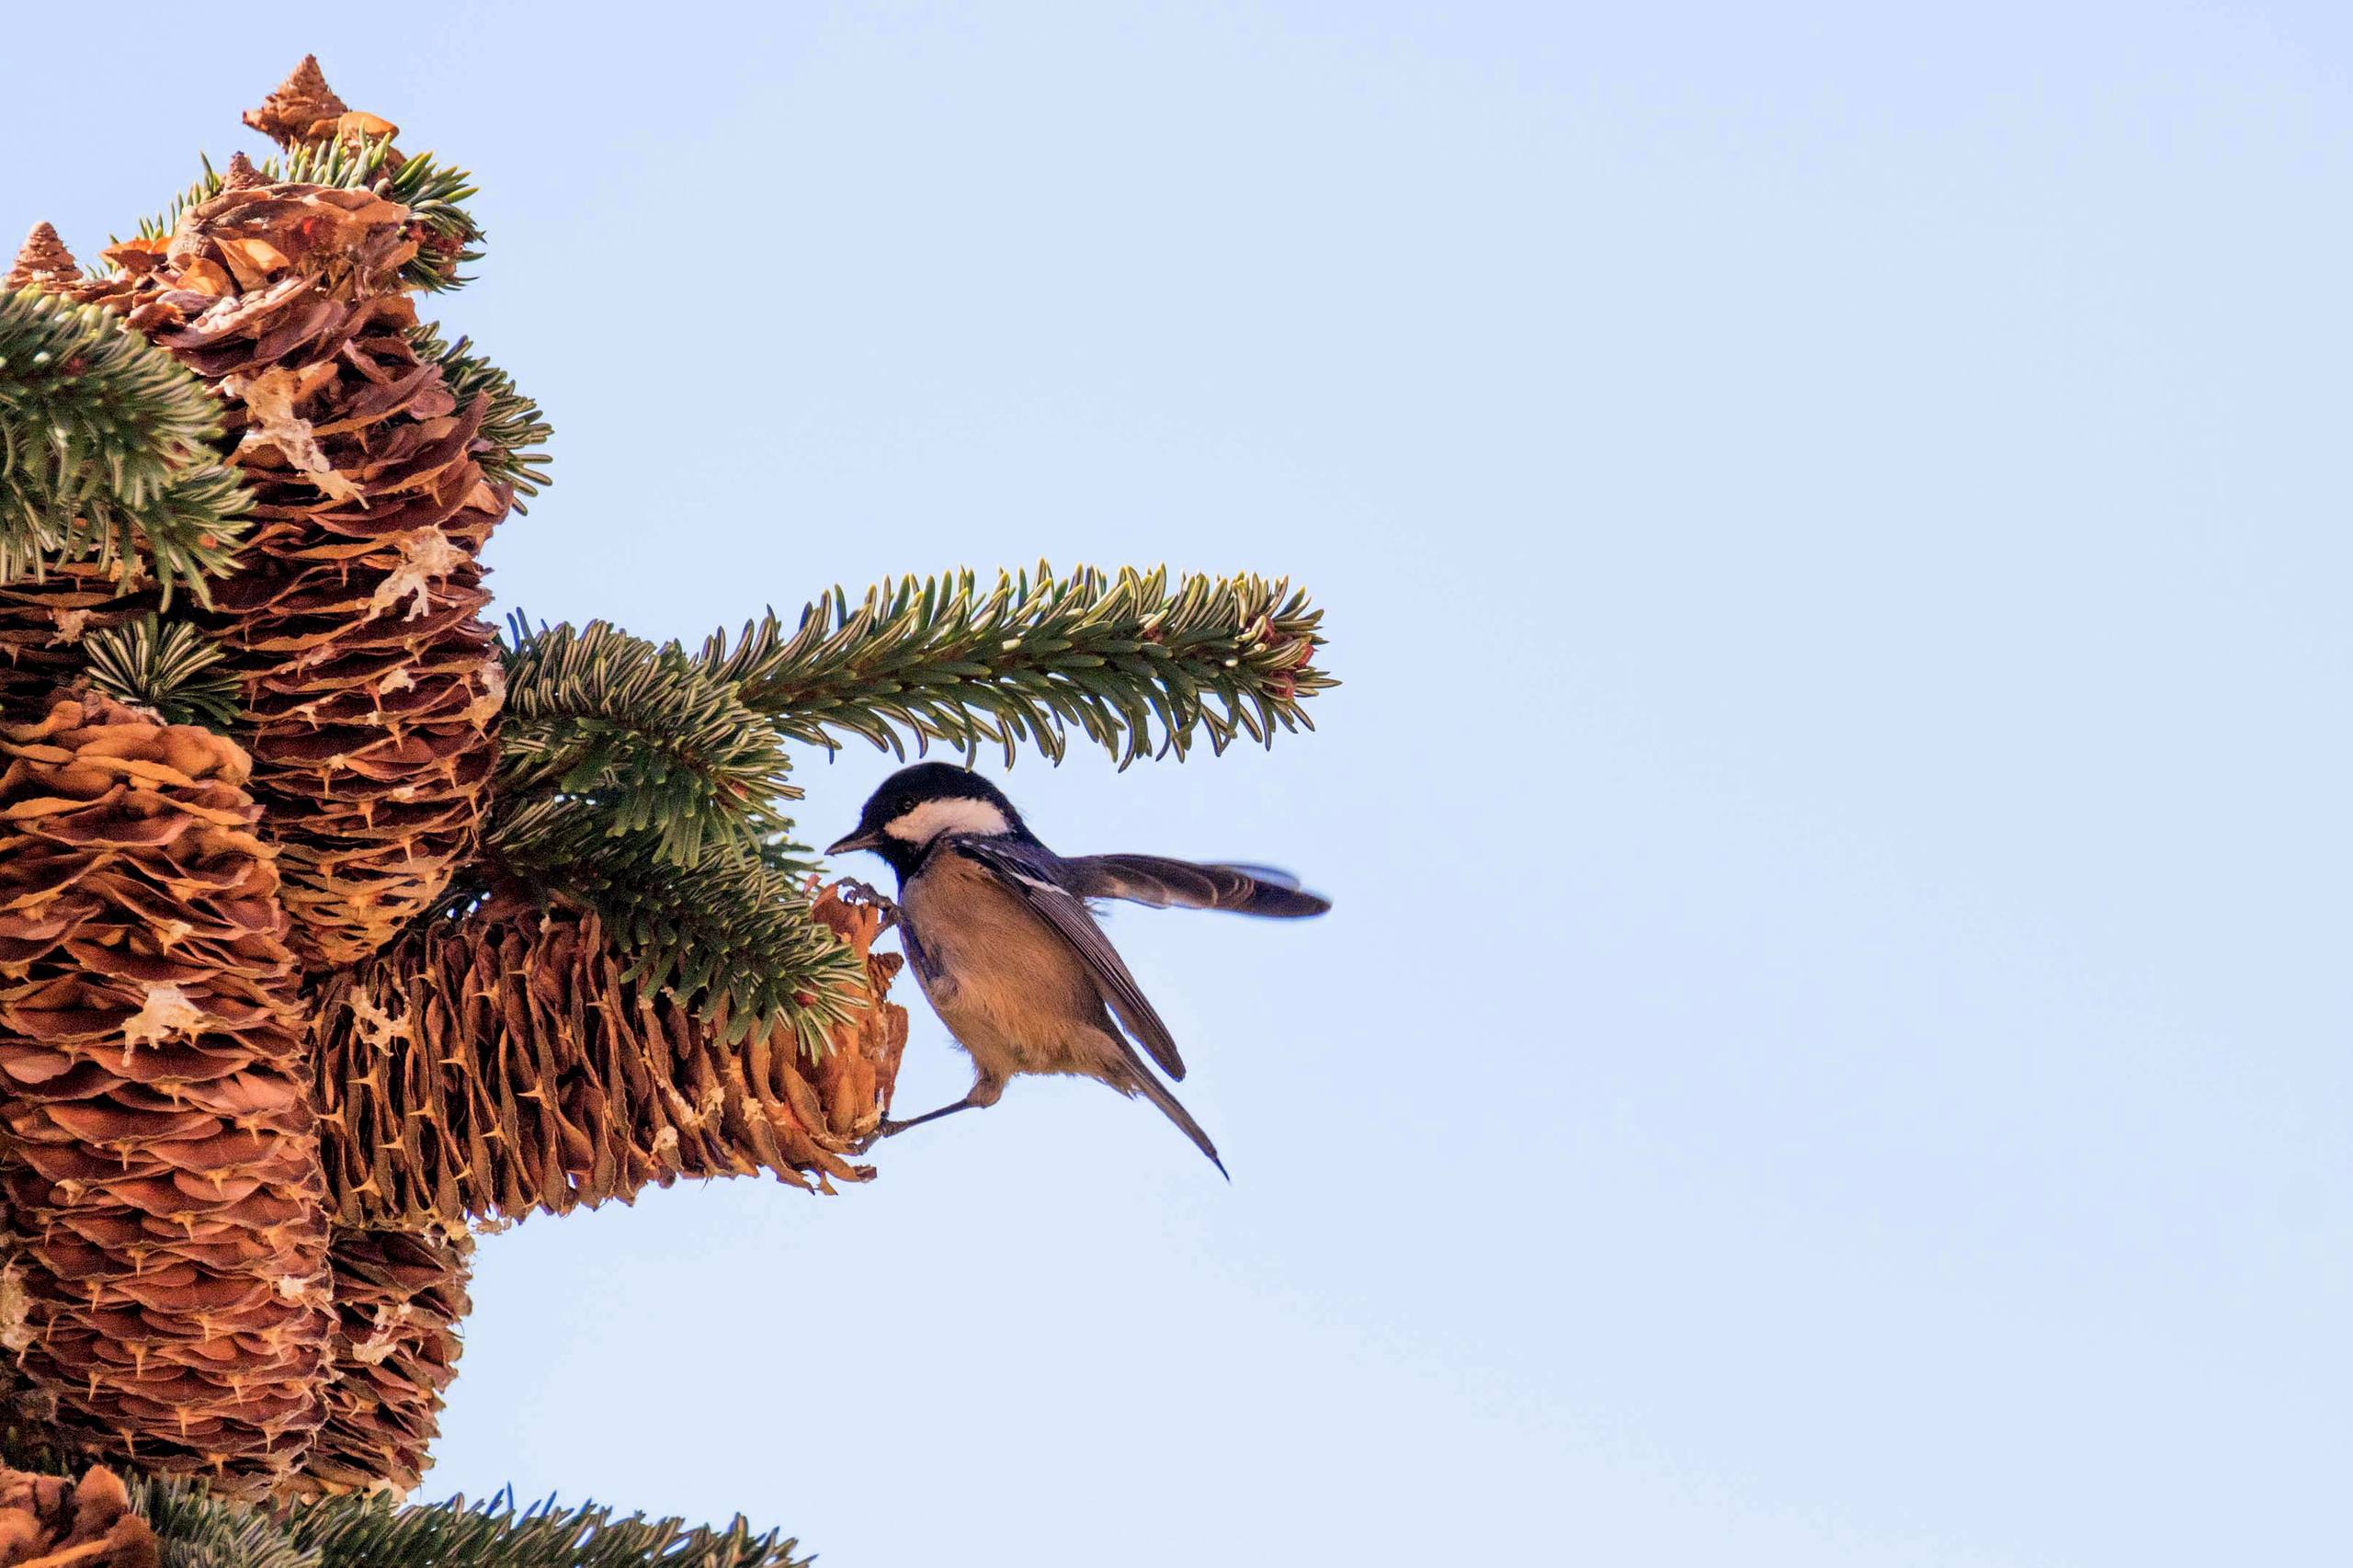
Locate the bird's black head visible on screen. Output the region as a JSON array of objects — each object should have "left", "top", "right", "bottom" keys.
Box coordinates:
[{"left": 824, "top": 762, "right": 1028, "bottom": 878}]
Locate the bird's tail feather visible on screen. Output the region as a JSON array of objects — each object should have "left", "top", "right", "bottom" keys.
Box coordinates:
[
  {"left": 1130, "top": 1070, "right": 1229, "bottom": 1180},
  {"left": 1069, "top": 853, "right": 1331, "bottom": 918}
]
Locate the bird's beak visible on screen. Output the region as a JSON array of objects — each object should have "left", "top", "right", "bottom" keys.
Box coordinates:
[{"left": 825, "top": 830, "right": 882, "bottom": 857}]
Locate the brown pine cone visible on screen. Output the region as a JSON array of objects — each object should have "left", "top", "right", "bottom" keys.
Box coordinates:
[
  {"left": 296, "top": 1225, "right": 471, "bottom": 1495},
  {"left": 64, "top": 151, "right": 510, "bottom": 971},
  {"left": 311, "top": 888, "right": 909, "bottom": 1230},
  {"left": 0, "top": 693, "right": 332, "bottom": 1494}
]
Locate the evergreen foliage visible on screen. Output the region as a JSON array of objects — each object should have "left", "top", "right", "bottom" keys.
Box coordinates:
[
  {"left": 487, "top": 616, "right": 855, "bottom": 1047},
  {"left": 80, "top": 614, "right": 242, "bottom": 726},
  {"left": 0, "top": 289, "right": 249, "bottom": 600},
  {"left": 498, "top": 616, "right": 795, "bottom": 869},
  {"left": 711, "top": 562, "right": 1332, "bottom": 766},
  {"left": 299, "top": 1489, "right": 810, "bottom": 1568},
  {"left": 131, "top": 1479, "right": 810, "bottom": 1568},
  {"left": 133, "top": 1476, "right": 317, "bottom": 1568}
]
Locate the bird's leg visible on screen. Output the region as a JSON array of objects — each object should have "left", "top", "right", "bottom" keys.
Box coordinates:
[
  {"left": 834, "top": 878, "right": 902, "bottom": 930},
  {"left": 886, "top": 1098, "right": 983, "bottom": 1137},
  {"left": 854, "top": 1077, "right": 1004, "bottom": 1153},
  {"left": 852, "top": 1096, "right": 982, "bottom": 1153}
]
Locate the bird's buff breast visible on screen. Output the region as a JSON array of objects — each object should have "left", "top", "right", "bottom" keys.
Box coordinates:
[{"left": 903, "top": 852, "right": 1120, "bottom": 1076}]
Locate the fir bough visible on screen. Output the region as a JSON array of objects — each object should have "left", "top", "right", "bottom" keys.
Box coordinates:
[
  {"left": 297, "top": 1491, "right": 811, "bottom": 1568},
  {"left": 80, "top": 615, "right": 241, "bottom": 726},
  {"left": 498, "top": 616, "right": 795, "bottom": 869},
  {"left": 130, "top": 1479, "right": 812, "bottom": 1568},
  {"left": 0, "top": 288, "right": 248, "bottom": 600},
  {"left": 712, "top": 562, "right": 1333, "bottom": 767},
  {"left": 133, "top": 1476, "right": 318, "bottom": 1568}
]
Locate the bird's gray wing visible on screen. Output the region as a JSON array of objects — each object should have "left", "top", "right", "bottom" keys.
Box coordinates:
[
  {"left": 953, "top": 835, "right": 1188, "bottom": 1081},
  {"left": 1061, "top": 854, "right": 1332, "bottom": 917},
  {"left": 893, "top": 918, "right": 941, "bottom": 995}
]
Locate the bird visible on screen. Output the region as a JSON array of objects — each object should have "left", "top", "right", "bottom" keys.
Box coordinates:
[{"left": 824, "top": 761, "right": 1330, "bottom": 1176}]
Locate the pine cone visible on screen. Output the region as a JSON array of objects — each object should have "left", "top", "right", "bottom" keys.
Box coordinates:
[
  {"left": 68, "top": 145, "right": 509, "bottom": 971},
  {"left": 238, "top": 58, "right": 404, "bottom": 172},
  {"left": 0, "top": 693, "right": 331, "bottom": 1494},
  {"left": 241, "top": 57, "right": 348, "bottom": 149},
  {"left": 5, "top": 224, "right": 82, "bottom": 293},
  {"left": 806, "top": 892, "right": 907, "bottom": 1142},
  {"left": 311, "top": 888, "right": 908, "bottom": 1230},
  {"left": 0, "top": 1465, "right": 158, "bottom": 1568},
  {"left": 297, "top": 1225, "right": 470, "bottom": 1495}
]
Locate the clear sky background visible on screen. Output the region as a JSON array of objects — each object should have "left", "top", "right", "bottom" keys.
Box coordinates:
[{"left": 6, "top": 4, "right": 2351, "bottom": 1564}]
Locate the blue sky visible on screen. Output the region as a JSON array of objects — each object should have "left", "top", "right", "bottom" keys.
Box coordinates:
[{"left": 7, "top": 3, "right": 2352, "bottom": 1563}]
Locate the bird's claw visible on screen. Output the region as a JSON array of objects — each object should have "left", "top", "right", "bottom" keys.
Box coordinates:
[
  {"left": 849, "top": 1118, "right": 904, "bottom": 1155},
  {"left": 835, "top": 879, "right": 901, "bottom": 929}
]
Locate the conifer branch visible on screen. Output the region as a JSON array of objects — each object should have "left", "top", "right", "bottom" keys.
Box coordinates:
[
  {"left": 705, "top": 563, "right": 1334, "bottom": 767},
  {"left": 131, "top": 1476, "right": 813, "bottom": 1568},
  {"left": 0, "top": 288, "right": 249, "bottom": 602},
  {"left": 497, "top": 616, "right": 795, "bottom": 869},
  {"left": 81, "top": 615, "right": 242, "bottom": 727},
  {"left": 296, "top": 1489, "right": 812, "bottom": 1568},
  {"left": 132, "top": 1475, "right": 317, "bottom": 1568}
]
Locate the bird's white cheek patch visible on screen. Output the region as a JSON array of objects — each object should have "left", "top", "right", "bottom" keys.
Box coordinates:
[{"left": 885, "top": 797, "right": 1011, "bottom": 844}]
